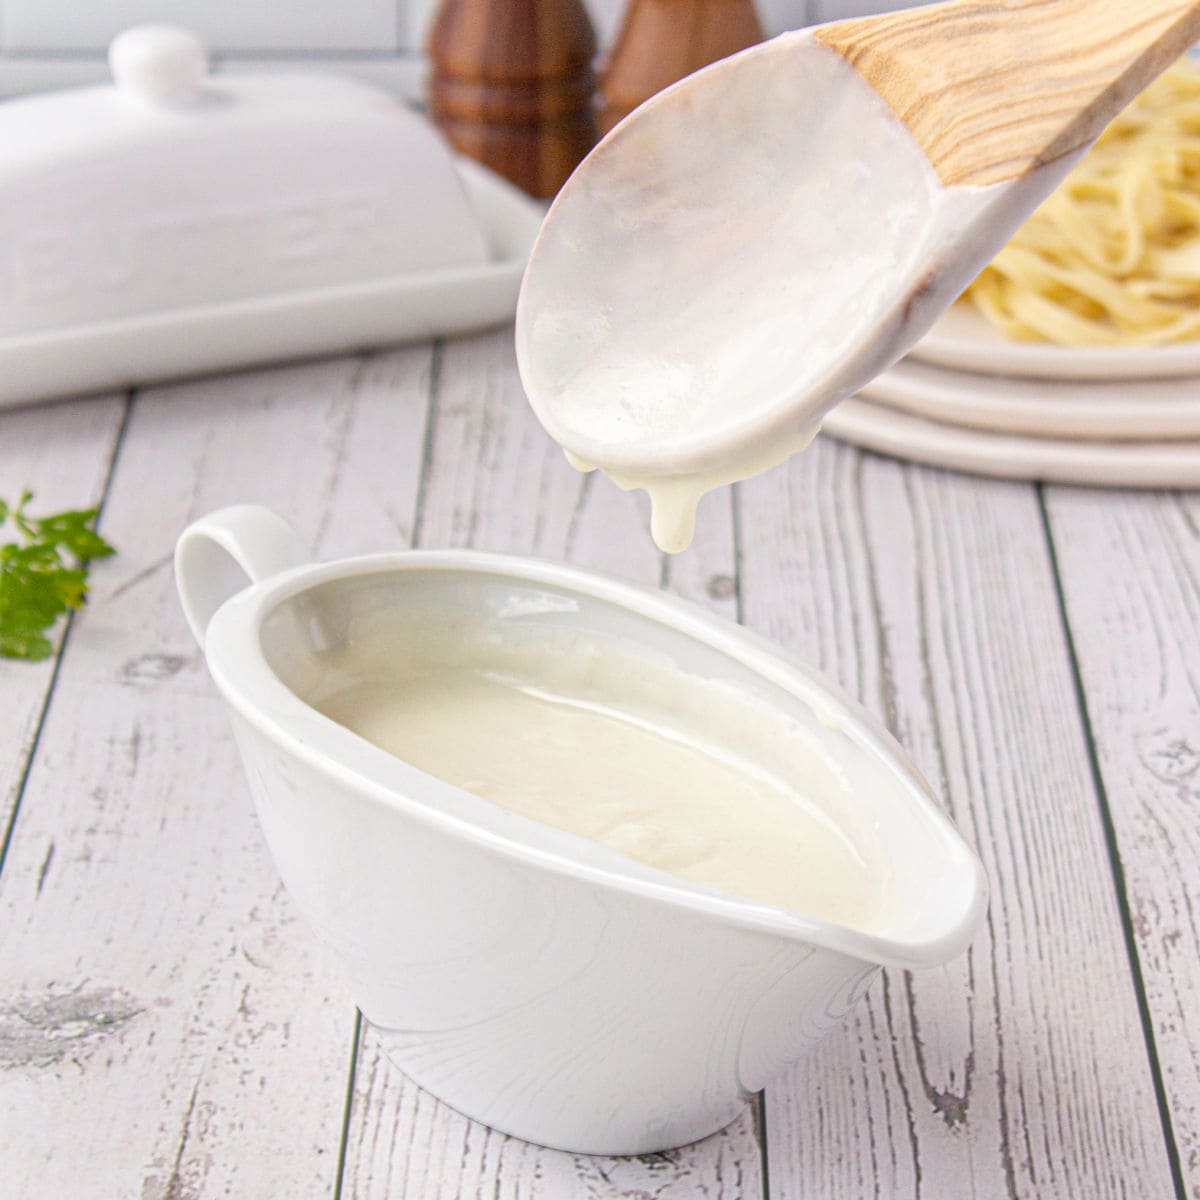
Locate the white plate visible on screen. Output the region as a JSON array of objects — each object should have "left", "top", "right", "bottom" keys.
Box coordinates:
[
  {"left": 910, "top": 301, "right": 1200, "bottom": 381},
  {"left": 822, "top": 396, "right": 1200, "bottom": 488},
  {"left": 0, "top": 157, "right": 545, "bottom": 411},
  {"left": 862, "top": 358, "right": 1200, "bottom": 441}
]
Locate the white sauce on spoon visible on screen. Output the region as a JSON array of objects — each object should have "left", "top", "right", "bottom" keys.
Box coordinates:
[{"left": 516, "top": 30, "right": 1077, "bottom": 552}]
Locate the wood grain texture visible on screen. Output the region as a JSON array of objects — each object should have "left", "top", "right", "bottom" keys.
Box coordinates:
[
  {"left": 337, "top": 327, "right": 759, "bottom": 1199},
  {"left": 344, "top": 1023, "right": 765, "bottom": 1200},
  {"left": 5, "top": 337, "right": 1198, "bottom": 1199},
  {"left": 0, "top": 351, "right": 434, "bottom": 1198},
  {"left": 1044, "top": 485, "right": 1200, "bottom": 1197},
  {"left": 0, "top": 396, "right": 126, "bottom": 845},
  {"left": 598, "top": 0, "right": 763, "bottom": 133},
  {"left": 429, "top": 0, "right": 597, "bottom": 197},
  {"left": 814, "top": 0, "right": 1200, "bottom": 186},
  {"left": 736, "top": 439, "right": 1178, "bottom": 1198}
]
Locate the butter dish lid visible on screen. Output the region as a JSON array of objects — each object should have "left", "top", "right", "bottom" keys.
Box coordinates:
[{"left": 0, "top": 26, "right": 544, "bottom": 408}]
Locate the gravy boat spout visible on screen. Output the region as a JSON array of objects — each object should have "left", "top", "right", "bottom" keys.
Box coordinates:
[{"left": 176, "top": 504, "right": 987, "bottom": 1156}]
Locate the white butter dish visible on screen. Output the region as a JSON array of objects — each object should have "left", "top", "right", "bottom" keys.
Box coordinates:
[{"left": 0, "top": 27, "right": 544, "bottom": 409}]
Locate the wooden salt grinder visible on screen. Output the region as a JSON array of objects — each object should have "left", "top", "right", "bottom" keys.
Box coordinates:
[
  {"left": 599, "top": 0, "right": 763, "bottom": 134},
  {"left": 429, "top": 0, "right": 598, "bottom": 200}
]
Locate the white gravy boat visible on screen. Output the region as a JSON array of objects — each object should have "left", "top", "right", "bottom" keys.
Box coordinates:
[{"left": 176, "top": 504, "right": 987, "bottom": 1155}]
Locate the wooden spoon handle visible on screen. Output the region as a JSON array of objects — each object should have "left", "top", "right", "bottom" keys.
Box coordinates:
[{"left": 814, "top": 0, "right": 1200, "bottom": 187}]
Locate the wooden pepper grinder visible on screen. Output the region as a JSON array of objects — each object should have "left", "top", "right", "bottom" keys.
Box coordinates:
[
  {"left": 599, "top": 0, "right": 763, "bottom": 134},
  {"left": 429, "top": 0, "right": 598, "bottom": 200}
]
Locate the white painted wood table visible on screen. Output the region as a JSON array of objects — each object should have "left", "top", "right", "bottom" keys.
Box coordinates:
[{"left": 2, "top": 327, "right": 1197, "bottom": 1200}]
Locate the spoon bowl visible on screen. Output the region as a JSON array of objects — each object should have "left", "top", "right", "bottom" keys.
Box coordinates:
[
  {"left": 517, "top": 30, "right": 1068, "bottom": 478},
  {"left": 516, "top": 0, "right": 1200, "bottom": 550}
]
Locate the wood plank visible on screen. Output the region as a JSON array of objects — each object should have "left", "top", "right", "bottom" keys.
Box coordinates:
[
  {"left": 338, "top": 326, "right": 758, "bottom": 1200},
  {"left": 0, "top": 351, "right": 434, "bottom": 1198},
  {"left": 736, "top": 439, "right": 1176, "bottom": 1198},
  {"left": 0, "top": 396, "right": 127, "bottom": 846},
  {"left": 1044, "top": 484, "right": 1200, "bottom": 1196}
]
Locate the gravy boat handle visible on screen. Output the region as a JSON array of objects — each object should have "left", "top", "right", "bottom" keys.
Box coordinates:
[{"left": 175, "top": 504, "right": 311, "bottom": 646}]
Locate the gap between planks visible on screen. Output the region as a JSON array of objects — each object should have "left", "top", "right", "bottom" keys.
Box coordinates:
[
  {"left": 1039, "top": 483, "right": 1200, "bottom": 1200},
  {"left": 331, "top": 327, "right": 760, "bottom": 1200},
  {"left": 1, "top": 353, "right": 433, "bottom": 1198},
  {"left": 736, "top": 441, "right": 1180, "bottom": 1199},
  {"left": 0, "top": 394, "right": 132, "bottom": 875}
]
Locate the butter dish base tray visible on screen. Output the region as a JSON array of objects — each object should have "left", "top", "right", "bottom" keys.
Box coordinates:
[{"left": 0, "top": 158, "right": 542, "bottom": 410}]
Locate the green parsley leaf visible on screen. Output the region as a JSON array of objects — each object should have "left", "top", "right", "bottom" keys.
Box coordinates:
[{"left": 0, "top": 493, "right": 116, "bottom": 661}]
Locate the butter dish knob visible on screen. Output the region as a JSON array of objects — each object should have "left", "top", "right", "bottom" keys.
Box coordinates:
[{"left": 109, "top": 24, "right": 209, "bottom": 105}]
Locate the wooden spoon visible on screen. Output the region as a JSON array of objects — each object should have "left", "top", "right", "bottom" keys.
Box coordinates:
[
  {"left": 812, "top": 0, "right": 1200, "bottom": 187},
  {"left": 515, "top": 0, "right": 1200, "bottom": 551}
]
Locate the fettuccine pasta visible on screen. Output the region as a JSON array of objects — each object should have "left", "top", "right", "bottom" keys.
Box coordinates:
[{"left": 964, "top": 58, "right": 1200, "bottom": 346}]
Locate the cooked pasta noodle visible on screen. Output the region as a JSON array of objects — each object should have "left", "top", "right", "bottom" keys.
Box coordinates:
[{"left": 963, "top": 59, "right": 1200, "bottom": 346}]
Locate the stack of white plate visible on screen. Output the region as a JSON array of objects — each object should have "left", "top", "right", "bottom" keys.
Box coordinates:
[{"left": 822, "top": 302, "right": 1200, "bottom": 487}]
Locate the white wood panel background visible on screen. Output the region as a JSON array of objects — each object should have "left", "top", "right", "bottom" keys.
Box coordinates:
[
  {"left": 0, "top": 0, "right": 935, "bottom": 98},
  {"left": 1, "top": 326, "right": 1196, "bottom": 1198},
  {"left": 2, "top": 0, "right": 401, "bottom": 52}
]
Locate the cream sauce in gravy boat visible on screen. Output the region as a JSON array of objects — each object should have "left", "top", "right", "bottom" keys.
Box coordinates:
[{"left": 176, "top": 504, "right": 987, "bottom": 1155}]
